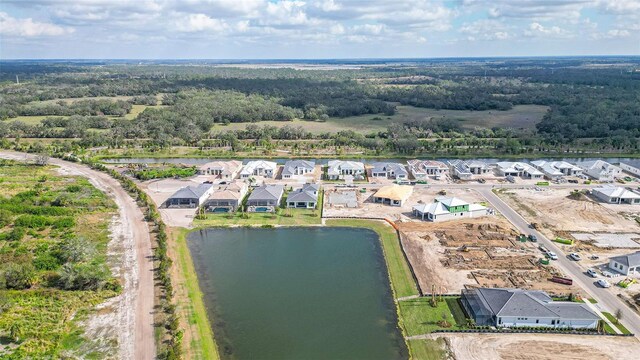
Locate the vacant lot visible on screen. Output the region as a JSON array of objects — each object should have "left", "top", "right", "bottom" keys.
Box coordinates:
[
  {"left": 209, "top": 104, "right": 548, "bottom": 135},
  {"left": 496, "top": 188, "right": 640, "bottom": 238},
  {"left": 438, "top": 333, "right": 639, "bottom": 360},
  {"left": 397, "top": 217, "right": 579, "bottom": 296}
]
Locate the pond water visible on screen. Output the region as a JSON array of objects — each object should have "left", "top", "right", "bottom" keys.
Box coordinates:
[
  {"left": 103, "top": 156, "right": 635, "bottom": 165},
  {"left": 187, "top": 227, "right": 408, "bottom": 360}
]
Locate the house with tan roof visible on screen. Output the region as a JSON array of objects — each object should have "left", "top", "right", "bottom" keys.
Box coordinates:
[
  {"left": 373, "top": 185, "right": 413, "bottom": 206},
  {"left": 203, "top": 182, "right": 248, "bottom": 212},
  {"left": 198, "top": 160, "right": 242, "bottom": 179}
]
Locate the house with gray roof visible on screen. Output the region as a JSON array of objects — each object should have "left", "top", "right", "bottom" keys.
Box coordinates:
[
  {"left": 576, "top": 160, "right": 621, "bottom": 182},
  {"left": 592, "top": 186, "right": 640, "bottom": 204},
  {"left": 203, "top": 182, "right": 248, "bottom": 213},
  {"left": 246, "top": 184, "right": 284, "bottom": 212},
  {"left": 620, "top": 160, "right": 640, "bottom": 178},
  {"left": 609, "top": 251, "right": 640, "bottom": 276},
  {"left": 281, "top": 160, "right": 315, "bottom": 179},
  {"left": 165, "top": 183, "right": 213, "bottom": 208},
  {"left": 286, "top": 183, "right": 320, "bottom": 209},
  {"left": 370, "top": 162, "right": 408, "bottom": 180},
  {"left": 448, "top": 160, "right": 489, "bottom": 180},
  {"left": 326, "top": 160, "right": 365, "bottom": 180},
  {"left": 531, "top": 160, "right": 583, "bottom": 180},
  {"left": 461, "top": 288, "right": 600, "bottom": 329}
]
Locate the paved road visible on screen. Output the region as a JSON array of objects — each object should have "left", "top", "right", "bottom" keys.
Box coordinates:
[
  {"left": 479, "top": 187, "right": 640, "bottom": 338},
  {"left": 0, "top": 151, "right": 156, "bottom": 359}
]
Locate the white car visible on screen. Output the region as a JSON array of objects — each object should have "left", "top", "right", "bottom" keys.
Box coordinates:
[
  {"left": 596, "top": 279, "right": 611, "bottom": 288},
  {"left": 546, "top": 251, "right": 558, "bottom": 260},
  {"left": 569, "top": 253, "right": 582, "bottom": 261},
  {"left": 586, "top": 269, "right": 598, "bottom": 278}
]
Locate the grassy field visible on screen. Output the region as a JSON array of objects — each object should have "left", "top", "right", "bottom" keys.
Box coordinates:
[
  {"left": 170, "top": 228, "right": 219, "bottom": 360},
  {"left": 0, "top": 160, "right": 118, "bottom": 358},
  {"left": 209, "top": 104, "right": 548, "bottom": 135},
  {"left": 2, "top": 115, "right": 68, "bottom": 125},
  {"left": 324, "top": 219, "right": 419, "bottom": 298}
]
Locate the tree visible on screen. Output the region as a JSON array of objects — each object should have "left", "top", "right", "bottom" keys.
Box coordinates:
[{"left": 614, "top": 308, "right": 623, "bottom": 324}]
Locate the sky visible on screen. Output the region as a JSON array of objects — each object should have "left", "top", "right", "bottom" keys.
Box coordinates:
[{"left": 1, "top": 0, "right": 639, "bottom": 59}]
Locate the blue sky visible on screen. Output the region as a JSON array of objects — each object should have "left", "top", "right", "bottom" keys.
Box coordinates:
[{"left": 1, "top": 0, "right": 639, "bottom": 59}]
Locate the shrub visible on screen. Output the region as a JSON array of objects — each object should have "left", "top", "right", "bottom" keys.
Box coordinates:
[
  {"left": 33, "top": 253, "right": 61, "bottom": 271},
  {"left": 1, "top": 263, "right": 36, "bottom": 290},
  {"left": 0, "top": 209, "right": 12, "bottom": 227},
  {"left": 52, "top": 217, "right": 75, "bottom": 229},
  {"left": 14, "top": 215, "right": 50, "bottom": 228},
  {"left": 58, "top": 236, "right": 95, "bottom": 263},
  {"left": 57, "top": 262, "right": 110, "bottom": 290},
  {"left": 6, "top": 227, "right": 26, "bottom": 241}
]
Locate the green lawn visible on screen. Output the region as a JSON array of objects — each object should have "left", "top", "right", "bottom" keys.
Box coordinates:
[
  {"left": 602, "top": 312, "right": 632, "bottom": 335},
  {"left": 3, "top": 115, "right": 67, "bottom": 125},
  {"left": 172, "top": 228, "right": 219, "bottom": 360},
  {"left": 324, "top": 219, "right": 419, "bottom": 298},
  {"left": 407, "top": 338, "right": 449, "bottom": 360},
  {"left": 398, "top": 297, "right": 463, "bottom": 336}
]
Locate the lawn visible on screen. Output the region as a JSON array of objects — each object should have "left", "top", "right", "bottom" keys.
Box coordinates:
[
  {"left": 602, "top": 312, "right": 632, "bottom": 335},
  {"left": 324, "top": 219, "right": 419, "bottom": 298},
  {"left": 2, "top": 115, "right": 67, "bottom": 125},
  {"left": 406, "top": 338, "right": 450, "bottom": 360},
  {"left": 398, "top": 297, "right": 465, "bottom": 336},
  {"left": 170, "top": 228, "right": 219, "bottom": 360}
]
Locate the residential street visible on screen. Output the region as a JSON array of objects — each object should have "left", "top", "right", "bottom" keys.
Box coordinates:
[{"left": 479, "top": 187, "right": 640, "bottom": 338}]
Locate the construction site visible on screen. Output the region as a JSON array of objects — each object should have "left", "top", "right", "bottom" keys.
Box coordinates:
[{"left": 397, "top": 217, "right": 581, "bottom": 296}]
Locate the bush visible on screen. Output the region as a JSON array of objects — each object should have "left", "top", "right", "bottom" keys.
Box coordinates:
[
  {"left": 58, "top": 236, "right": 95, "bottom": 263},
  {"left": 14, "top": 215, "right": 50, "bottom": 228},
  {"left": 1, "top": 263, "right": 36, "bottom": 289},
  {"left": 57, "top": 262, "right": 111, "bottom": 290},
  {"left": 33, "top": 253, "right": 61, "bottom": 271},
  {"left": 5, "top": 227, "right": 26, "bottom": 241},
  {"left": 0, "top": 209, "right": 12, "bottom": 227}
]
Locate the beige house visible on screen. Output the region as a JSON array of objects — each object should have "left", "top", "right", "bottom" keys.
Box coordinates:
[
  {"left": 198, "top": 160, "right": 242, "bottom": 179},
  {"left": 204, "top": 182, "right": 248, "bottom": 213},
  {"left": 373, "top": 185, "right": 413, "bottom": 206}
]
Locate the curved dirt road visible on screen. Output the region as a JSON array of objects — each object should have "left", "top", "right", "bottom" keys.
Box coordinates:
[{"left": 0, "top": 151, "right": 155, "bottom": 359}]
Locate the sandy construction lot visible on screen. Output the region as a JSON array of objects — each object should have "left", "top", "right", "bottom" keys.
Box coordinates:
[
  {"left": 497, "top": 187, "right": 640, "bottom": 237},
  {"left": 432, "top": 333, "right": 639, "bottom": 360},
  {"left": 397, "top": 217, "right": 580, "bottom": 296},
  {"left": 138, "top": 178, "right": 200, "bottom": 228},
  {"left": 323, "top": 186, "right": 487, "bottom": 220}
]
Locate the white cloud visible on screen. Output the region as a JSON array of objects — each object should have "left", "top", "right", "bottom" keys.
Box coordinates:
[
  {"left": 459, "top": 19, "right": 512, "bottom": 40},
  {"left": 174, "top": 13, "right": 228, "bottom": 32},
  {"left": 524, "top": 22, "right": 573, "bottom": 38},
  {"left": 480, "top": 0, "right": 594, "bottom": 21},
  {"left": 0, "top": 12, "right": 75, "bottom": 37}
]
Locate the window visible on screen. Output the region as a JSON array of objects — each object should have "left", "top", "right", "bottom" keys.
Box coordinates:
[{"left": 536, "top": 320, "right": 539, "bottom": 324}]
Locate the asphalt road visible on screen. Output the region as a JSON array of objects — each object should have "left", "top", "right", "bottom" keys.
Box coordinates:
[{"left": 478, "top": 187, "right": 640, "bottom": 338}]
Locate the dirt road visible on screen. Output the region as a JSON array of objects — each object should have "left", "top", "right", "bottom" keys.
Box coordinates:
[{"left": 0, "top": 151, "right": 155, "bottom": 359}]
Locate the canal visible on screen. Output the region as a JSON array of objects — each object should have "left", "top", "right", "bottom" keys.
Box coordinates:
[{"left": 187, "top": 227, "right": 408, "bottom": 360}]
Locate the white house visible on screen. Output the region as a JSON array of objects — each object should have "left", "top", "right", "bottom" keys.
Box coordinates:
[
  {"left": 326, "top": 160, "right": 365, "bottom": 180},
  {"left": 240, "top": 160, "right": 278, "bottom": 178},
  {"left": 576, "top": 160, "right": 621, "bottom": 182},
  {"left": 620, "top": 161, "right": 640, "bottom": 178},
  {"left": 448, "top": 160, "right": 489, "bottom": 180},
  {"left": 281, "top": 160, "right": 315, "bottom": 179},
  {"left": 370, "top": 162, "right": 409, "bottom": 179},
  {"left": 495, "top": 162, "right": 543, "bottom": 179},
  {"left": 461, "top": 288, "right": 600, "bottom": 329},
  {"left": 407, "top": 160, "right": 449, "bottom": 180},
  {"left": 412, "top": 197, "right": 490, "bottom": 222},
  {"left": 609, "top": 251, "right": 640, "bottom": 276},
  {"left": 592, "top": 186, "right": 640, "bottom": 204},
  {"left": 530, "top": 160, "right": 583, "bottom": 180}
]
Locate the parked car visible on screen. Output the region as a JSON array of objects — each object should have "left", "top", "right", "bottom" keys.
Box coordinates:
[
  {"left": 568, "top": 179, "right": 579, "bottom": 184},
  {"left": 528, "top": 234, "right": 538, "bottom": 242},
  {"left": 569, "top": 253, "right": 582, "bottom": 261},
  {"left": 546, "top": 251, "right": 558, "bottom": 260},
  {"left": 596, "top": 279, "right": 611, "bottom": 288},
  {"left": 586, "top": 269, "right": 598, "bottom": 278},
  {"left": 539, "top": 245, "right": 549, "bottom": 253},
  {"left": 602, "top": 271, "right": 616, "bottom": 278}
]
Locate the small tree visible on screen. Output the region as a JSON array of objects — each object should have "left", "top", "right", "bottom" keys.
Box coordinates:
[{"left": 614, "top": 308, "right": 623, "bottom": 324}]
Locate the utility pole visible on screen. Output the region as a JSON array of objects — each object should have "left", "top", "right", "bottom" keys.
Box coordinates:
[{"left": 15, "top": 75, "right": 19, "bottom": 84}]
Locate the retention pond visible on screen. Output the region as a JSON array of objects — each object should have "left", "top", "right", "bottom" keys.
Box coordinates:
[{"left": 188, "top": 227, "right": 408, "bottom": 360}]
